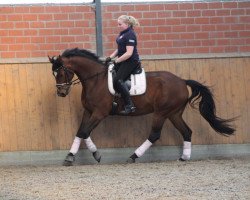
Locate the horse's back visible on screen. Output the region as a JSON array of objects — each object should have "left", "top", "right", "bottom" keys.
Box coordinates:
[
  {"left": 144, "top": 71, "right": 189, "bottom": 110},
  {"left": 147, "top": 70, "right": 182, "bottom": 79},
  {"left": 146, "top": 71, "right": 186, "bottom": 89}
]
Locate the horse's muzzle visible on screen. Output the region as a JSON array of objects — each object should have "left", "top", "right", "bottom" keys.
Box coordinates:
[
  {"left": 57, "top": 91, "right": 67, "bottom": 97},
  {"left": 56, "top": 84, "right": 72, "bottom": 97}
]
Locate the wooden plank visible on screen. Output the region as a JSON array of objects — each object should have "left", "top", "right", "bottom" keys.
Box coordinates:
[
  {"left": 4, "top": 65, "right": 18, "bottom": 151},
  {"left": 142, "top": 60, "right": 150, "bottom": 72},
  {"left": 0, "top": 65, "right": 3, "bottom": 151},
  {"left": 14, "top": 64, "right": 31, "bottom": 151},
  {"left": 44, "top": 63, "right": 61, "bottom": 150},
  {"left": 96, "top": 117, "right": 112, "bottom": 148},
  {"left": 242, "top": 58, "right": 250, "bottom": 143},
  {"left": 126, "top": 116, "right": 137, "bottom": 147},
  {"left": 133, "top": 115, "right": 152, "bottom": 147},
  {"left": 154, "top": 59, "right": 165, "bottom": 71},
  {"left": 216, "top": 59, "right": 230, "bottom": 144},
  {"left": 56, "top": 95, "right": 72, "bottom": 149},
  {"left": 38, "top": 63, "right": 53, "bottom": 150},
  {"left": 234, "top": 58, "right": 248, "bottom": 143},
  {"left": 0, "top": 65, "right": 9, "bottom": 151},
  {"left": 146, "top": 60, "right": 156, "bottom": 72},
  {"left": 222, "top": 58, "right": 235, "bottom": 143},
  {"left": 26, "top": 64, "right": 46, "bottom": 150},
  {"left": 229, "top": 58, "right": 243, "bottom": 144},
  {"left": 63, "top": 94, "right": 74, "bottom": 149}
]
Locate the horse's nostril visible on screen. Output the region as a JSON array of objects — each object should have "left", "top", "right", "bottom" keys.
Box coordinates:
[
  {"left": 57, "top": 93, "right": 66, "bottom": 97},
  {"left": 57, "top": 91, "right": 67, "bottom": 97}
]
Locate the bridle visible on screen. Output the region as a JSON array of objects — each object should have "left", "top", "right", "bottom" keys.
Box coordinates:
[
  {"left": 53, "top": 65, "right": 80, "bottom": 87},
  {"left": 53, "top": 64, "right": 107, "bottom": 87}
]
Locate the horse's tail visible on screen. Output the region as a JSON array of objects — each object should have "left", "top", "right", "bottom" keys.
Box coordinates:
[{"left": 185, "top": 80, "right": 235, "bottom": 136}]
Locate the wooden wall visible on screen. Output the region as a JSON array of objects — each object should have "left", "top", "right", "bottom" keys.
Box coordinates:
[{"left": 0, "top": 57, "right": 249, "bottom": 152}]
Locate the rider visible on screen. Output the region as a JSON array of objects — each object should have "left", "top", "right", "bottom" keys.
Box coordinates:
[{"left": 106, "top": 15, "right": 140, "bottom": 114}]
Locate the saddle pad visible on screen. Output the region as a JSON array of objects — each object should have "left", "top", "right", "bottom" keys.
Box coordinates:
[{"left": 108, "top": 64, "right": 146, "bottom": 96}]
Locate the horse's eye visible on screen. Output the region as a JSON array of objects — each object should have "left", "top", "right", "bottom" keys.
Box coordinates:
[{"left": 53, "top": 71, "right": 58, "bottom": 77}]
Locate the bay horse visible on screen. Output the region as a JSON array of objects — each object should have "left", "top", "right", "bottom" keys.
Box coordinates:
[{"left": 49, "top": 48, "right": 235, "bottom": 166}]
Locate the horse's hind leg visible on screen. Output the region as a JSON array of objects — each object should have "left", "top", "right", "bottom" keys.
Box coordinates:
[
  {"left": 128, "top": 113, "right": 166, "bottom": 163},
  {"left": 169, "top": 111, "right": 192, "bottom": 161}
]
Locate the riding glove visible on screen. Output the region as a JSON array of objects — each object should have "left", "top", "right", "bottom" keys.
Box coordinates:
[{"left": 105, "top": 57, "right": 111, "bottom": 65}]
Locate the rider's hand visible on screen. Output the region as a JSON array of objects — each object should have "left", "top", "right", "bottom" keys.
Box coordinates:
[
  {"left": 113, "top": 60, "right": 120, "bottom": 71},
  {"left": 105, "top": 57, "right": 111, "bottom": 65}
]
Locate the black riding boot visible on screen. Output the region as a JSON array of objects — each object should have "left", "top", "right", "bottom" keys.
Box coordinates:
[{"left": 116, "top": 80, "right": 136, "bottom": 114}]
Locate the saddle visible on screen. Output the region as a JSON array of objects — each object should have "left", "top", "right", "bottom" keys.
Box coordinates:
[{"left": 108, "top": 63, "right": 146, "bottom": 96}]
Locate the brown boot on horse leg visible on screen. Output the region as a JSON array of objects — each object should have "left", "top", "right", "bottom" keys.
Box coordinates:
[{"left": 116, "top": 79, "right": 136, "bottom": 114}]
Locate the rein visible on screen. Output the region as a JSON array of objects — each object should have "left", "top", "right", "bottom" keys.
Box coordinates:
[{"left": 81, "top": 70, "right": 106, "bottom": 83}]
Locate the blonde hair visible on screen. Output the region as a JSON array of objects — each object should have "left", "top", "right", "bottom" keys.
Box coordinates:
[{"left": 118, "top": 15, "right": 140, "bottom": 28}]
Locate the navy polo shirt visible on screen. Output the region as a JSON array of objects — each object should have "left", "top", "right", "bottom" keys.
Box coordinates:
[{"left": 116, "top": 27, "right": 139, "bottom": 62}]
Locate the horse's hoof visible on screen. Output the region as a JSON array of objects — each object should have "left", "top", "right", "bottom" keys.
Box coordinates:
[
  {"left": 126, "top": 157, "right": 135, "bottom": 164},
  {"left": 63, "top": 160, "right": 73, "bottom": 166},
  {"left": 179, "top": 157, "right": 187, "bottom": 162},
  {"left": 63, "top": 154, "right": 75, "bottom": 166},
  {"left": 93, "top": 151, "right": 101, "bottom": 163},
  {"left": 179, "top": 154, "right": 190, "bottom": 161}
]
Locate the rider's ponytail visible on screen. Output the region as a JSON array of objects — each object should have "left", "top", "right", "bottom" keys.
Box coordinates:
[{"left": 118, "top": 15, "right": 140, "bottom": 28}]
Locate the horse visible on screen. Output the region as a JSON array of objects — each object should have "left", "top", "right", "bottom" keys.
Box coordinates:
[{"left": 48, "top": 48, "right": 235, "bottom": 166}]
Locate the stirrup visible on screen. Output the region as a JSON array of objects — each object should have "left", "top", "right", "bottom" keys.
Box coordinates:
[{"left": 120, "top": 105, "right": 136, "bottom": 114}]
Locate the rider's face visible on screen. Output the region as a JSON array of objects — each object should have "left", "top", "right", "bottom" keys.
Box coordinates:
[{"left": 118, "top": 19, "right": 129, "bottom": 31}]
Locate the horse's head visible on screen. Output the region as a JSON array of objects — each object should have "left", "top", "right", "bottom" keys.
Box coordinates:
[{"left": 48, "top": 55, "right": 74, "bottom": 97}]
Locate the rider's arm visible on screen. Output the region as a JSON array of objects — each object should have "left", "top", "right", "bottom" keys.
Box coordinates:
[
  {"left": 109, "top": 49, "right": 118, "bottom": 59},
  {"left": 115, "top": 46, "right": 134, "bottom": 64}
]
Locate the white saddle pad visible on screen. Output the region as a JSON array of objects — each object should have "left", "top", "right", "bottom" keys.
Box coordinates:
[{"left": 108, "top": 64, "right": 146, "bottom": 96}]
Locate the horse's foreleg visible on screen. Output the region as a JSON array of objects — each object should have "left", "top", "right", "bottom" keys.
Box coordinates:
[
  {"left": 64, "top": 110, "right": 90, "bottom": 166},
  {"left": 83, "top": 136, "right": 101, "bottom": 162},
  {"left": 64, "top": 110, "right": 104, "bottom": 166},
  {"left": 169, "top": 113, "right": 192, "bottom": 161},
  {"left": 64, "top": 136, "right": 81, "bottom": 166},
  {"left": 128, "top": 114, "right": 165, "bottom": 163},
  {"left": 66, "top": 135, "right": 99, "bottom": 161}
]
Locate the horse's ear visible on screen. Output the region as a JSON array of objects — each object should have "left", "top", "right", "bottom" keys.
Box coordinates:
[
  {"left": 58, "top": 55, "right": 62, "bottom": 61},
  {"left": 48, "top": 55, "right": 53, "bottom": 63}
]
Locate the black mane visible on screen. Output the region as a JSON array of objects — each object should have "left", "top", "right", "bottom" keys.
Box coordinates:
[{"left": 62, "top": 48, "right": 103, "bottom": 64}]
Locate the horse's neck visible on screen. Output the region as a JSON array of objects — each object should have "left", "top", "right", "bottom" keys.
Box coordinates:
[
  {"left": 72, "top": 59, "right": 107, "bottom": 91},
  {"left": 80, "top": 66, "right": 108, "bottom": 105},
  {"left": 74, "top": 58, "right": 104, "bottom": 79}
]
